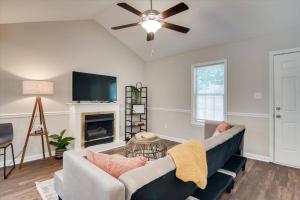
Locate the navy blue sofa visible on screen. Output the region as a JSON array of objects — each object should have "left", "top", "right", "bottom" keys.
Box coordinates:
[{"left": 123, "top": 125, "right": 246, "bottom": 200}]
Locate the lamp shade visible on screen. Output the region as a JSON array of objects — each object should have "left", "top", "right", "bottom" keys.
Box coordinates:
[{"left": 23, "top": 80, "right": 54, "bottom": 95}]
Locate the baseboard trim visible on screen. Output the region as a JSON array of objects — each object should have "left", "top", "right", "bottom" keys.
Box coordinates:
[
  {"left": 243, "top": 152, "right": 270, "bottom": 162},
  {"left": 125, "top": 133, "right": 271, "bottom": 163},
  {"left": 120, "top": 134, "right": 187, "bottom": 143},
  {"left": 273, "top": 161, "right": 300, "bottom": 169},
  {"left": 157, "top": 135, "right": 271, "bottom": 163},
  {"left": 0, "top": 151, "right": 55, "bottom": 167},
  {"left": 155, "top": 134, "right": 187, "bottom": 143}
]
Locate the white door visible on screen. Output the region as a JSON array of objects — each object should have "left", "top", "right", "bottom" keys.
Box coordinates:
[{"left": 274, "top": 51, "right": 300, "bottom": 167}]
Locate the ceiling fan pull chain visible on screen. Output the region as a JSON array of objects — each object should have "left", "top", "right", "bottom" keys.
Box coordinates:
[
  {"left": 150, "top": 41, "right": 155, "bottom": 57},
  {"left": 146, "top": 40, "right": 155, "bottom": 57}
]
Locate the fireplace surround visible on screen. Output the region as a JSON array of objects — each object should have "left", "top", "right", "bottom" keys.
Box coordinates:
[
  {"left": 68, "top": 103, "right": 120, "bottom": 150},
  {"left": 82, "top": 112, "right": 115, "bottom": 148}
]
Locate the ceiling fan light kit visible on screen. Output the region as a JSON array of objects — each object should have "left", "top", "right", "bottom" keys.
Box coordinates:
[
  {"left": 141, "top": 20, "right": 161, "bottom": 33},
  {"left": 112, "top": 0, "right": 190, "bottom": 41}
]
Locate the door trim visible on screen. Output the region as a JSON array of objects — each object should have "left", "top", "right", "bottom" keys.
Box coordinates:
[{"left": 269, "top": 47, "right": 300, "bottom": 163}]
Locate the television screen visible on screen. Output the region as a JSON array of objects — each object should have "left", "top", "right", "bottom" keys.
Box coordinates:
[{"left": 72, "top": 71, "right": 117, "bottom": 102}]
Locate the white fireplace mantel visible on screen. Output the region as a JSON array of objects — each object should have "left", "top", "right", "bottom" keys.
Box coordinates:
[{"left": 67, "top": 102, "right": 120, "bottom": 150}]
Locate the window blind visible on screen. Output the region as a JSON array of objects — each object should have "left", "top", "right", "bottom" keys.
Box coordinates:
[{"left": 192, "top": 62, "right": 225, "bottom": 122}]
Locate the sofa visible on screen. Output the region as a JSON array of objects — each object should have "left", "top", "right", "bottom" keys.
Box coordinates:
[{"left": 54, "top": 123, "right": 246, "bottom": 200}]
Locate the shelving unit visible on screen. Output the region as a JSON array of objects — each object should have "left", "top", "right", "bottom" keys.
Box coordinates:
[{"left": 125, "top": 85, "right": 148, "bottom": 142}]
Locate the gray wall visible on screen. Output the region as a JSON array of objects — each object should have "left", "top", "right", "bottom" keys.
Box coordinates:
[
  {"left": 0, "top": 20, "right": 145, "bottom": 162},
  {"left": 145, "top": 29, "right": 300, "bottom": 157},
  {"left": 1, "top": 19, "right": 300, "bottom": 163}
]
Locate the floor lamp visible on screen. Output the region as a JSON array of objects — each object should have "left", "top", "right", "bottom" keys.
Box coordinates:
[{"left": 19, "top": 81, "right": 54, "bottom": 169}]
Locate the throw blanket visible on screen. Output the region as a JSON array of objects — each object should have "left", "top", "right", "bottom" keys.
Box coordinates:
[{"left": 167, "top": 140, "right": 208, "bottom": 189}]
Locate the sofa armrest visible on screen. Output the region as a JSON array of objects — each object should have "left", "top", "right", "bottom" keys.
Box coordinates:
[
  {"left": 204, "top": 121, "right": 220, "bottom": 139},
  {"left": 63, "top": 151, "right": 125, "bottom": 200}
]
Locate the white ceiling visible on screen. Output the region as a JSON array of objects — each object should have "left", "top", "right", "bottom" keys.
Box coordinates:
[
  {"left": 1, "top": 0, "right": 300, "bottom": 61},
  {"left": 0, "top": 0, "right": 113, "bottom": 24}
]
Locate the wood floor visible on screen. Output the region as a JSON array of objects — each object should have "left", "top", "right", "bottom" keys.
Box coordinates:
[
  {"left": 0, "top": 158, "right": 62, "bottom": 200},
  {"left": 1, "top": 146, "right": 300, "bottom": 200},
  {"left": 220, "top": 159, "right": 300, "bottom": 200}
]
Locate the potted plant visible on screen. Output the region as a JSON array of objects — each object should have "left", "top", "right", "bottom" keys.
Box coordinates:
[
  {"left": 49, "top": 129, "right": 75, "bottom": 159},
  {"left": 131, "top": 86, "right": 140, "bottom": 103}
]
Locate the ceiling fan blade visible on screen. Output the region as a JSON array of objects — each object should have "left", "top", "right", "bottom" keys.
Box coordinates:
[
  {"left": 111, "top": 22, "right": 140, "bottom": 30},
  {"left": 162, "top": 22, "right": 190, "bottom": 33},
  {"left": 160, "top": 2, "right": 189, "bottom": 19},
  {"left": 117, "top": 3, "right": 143, "bottom": 16},
  {"left": 147, "top": 32, "right": 154, "bottom": 41}
]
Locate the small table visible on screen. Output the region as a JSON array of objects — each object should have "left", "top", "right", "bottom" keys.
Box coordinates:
[{"left": 125, "top": 135, "right": 167, "bottom": 161}]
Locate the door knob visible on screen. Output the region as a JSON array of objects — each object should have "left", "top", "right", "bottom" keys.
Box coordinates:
[{"left": 276, "top": 115, "right": 281, "bottom": 119}]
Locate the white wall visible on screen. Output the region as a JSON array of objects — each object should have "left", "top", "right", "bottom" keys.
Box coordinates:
[
  {"left": 0, "top": 20, "right": 145, "bottom": 162},
  {"left": 145, "top": 29, "right": 300, "bottom": 157}
]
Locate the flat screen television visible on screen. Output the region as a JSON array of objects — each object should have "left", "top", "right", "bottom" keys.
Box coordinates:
[{"left": 72, "top": 71, "right": 117, "bottom": 102}]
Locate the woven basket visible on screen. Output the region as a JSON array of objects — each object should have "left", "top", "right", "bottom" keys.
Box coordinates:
[
  {"left": 125, "top": 135, "right": 167, "bottom": 161},
  {"left": 55, "top": 148, "right": 66, "bottom": 159}
]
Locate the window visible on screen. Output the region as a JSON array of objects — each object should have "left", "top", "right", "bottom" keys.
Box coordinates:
[{"left": 192, "top": 60, "right": 227, "bottom": 124}]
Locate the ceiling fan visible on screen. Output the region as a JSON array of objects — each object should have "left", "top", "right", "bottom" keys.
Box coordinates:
[{"left": 111, "top": 0, "right": 190, "bottom": 41}]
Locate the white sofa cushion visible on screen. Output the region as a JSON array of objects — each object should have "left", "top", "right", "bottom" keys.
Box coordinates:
[
  {"left": 63, "top": 150, "right": 125, "bottom": 200},
  {"left": 54, "top": 170, "right": 63, "bottom": 199}
]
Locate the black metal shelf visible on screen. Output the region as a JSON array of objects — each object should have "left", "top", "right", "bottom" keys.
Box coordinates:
[{"left": 125, "top": 85, "right": 148, "bottom": 142}]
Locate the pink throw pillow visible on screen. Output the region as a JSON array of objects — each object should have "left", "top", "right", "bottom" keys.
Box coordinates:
[
  {"left": 86, "top": 151, "right": 147, "bottom": 177},
  {"left": 216, "top": 121, "right": 232, "bottom": 133}
]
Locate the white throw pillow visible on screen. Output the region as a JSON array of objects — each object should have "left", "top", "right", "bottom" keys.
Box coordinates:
[{"left": 213, "top": 130, "right": 221, "bottom": 137}]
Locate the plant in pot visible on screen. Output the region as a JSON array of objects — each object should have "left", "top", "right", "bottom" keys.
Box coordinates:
[
  {"left": 131, "top": 86, "right": 140, "bottom": 104},
  {"left": 49, "top": 129, "right": 75, "bottom": 159}
]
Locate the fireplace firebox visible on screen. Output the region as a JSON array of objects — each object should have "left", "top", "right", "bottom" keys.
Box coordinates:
[{"left": 82, "top": 112, "right": 114, "bottom": 148}]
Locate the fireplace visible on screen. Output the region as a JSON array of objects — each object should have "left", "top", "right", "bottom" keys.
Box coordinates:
[
  {"left": 68, "top": 102, "right": 120, "bottom": 150},
  {"left": 82, "top": 112, "right": 115, "bottom": 148}
]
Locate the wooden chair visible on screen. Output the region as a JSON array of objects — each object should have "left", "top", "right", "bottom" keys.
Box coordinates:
[{"left": 0, "top": 123, "right": 16, "bottom": 179}]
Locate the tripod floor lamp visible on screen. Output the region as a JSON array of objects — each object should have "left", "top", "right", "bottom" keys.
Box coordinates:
[{"left": 19, "top": 80, "right": 54, "bottom": 169}]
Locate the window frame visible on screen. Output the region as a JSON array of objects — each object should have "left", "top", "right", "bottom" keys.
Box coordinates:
[{"left": 191, "top": 59, "right": 228, "bottom": 126}]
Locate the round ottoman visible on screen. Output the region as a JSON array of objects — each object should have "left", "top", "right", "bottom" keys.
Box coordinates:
[{"left": 125, "top": 132, "right": 167, "bottom": 161}]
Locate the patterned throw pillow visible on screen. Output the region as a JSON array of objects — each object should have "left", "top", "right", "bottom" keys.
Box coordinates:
[
  {"left": 86, "top": 151, "right": 147, "bottom": 177},
  {"left": 213, "top": 121, "right": 232, "bottom": 136}
]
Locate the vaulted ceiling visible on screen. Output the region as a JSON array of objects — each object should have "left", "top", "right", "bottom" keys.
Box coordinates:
[{"left": 1, "top": 0, "right": 300, "bottom": 61}]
